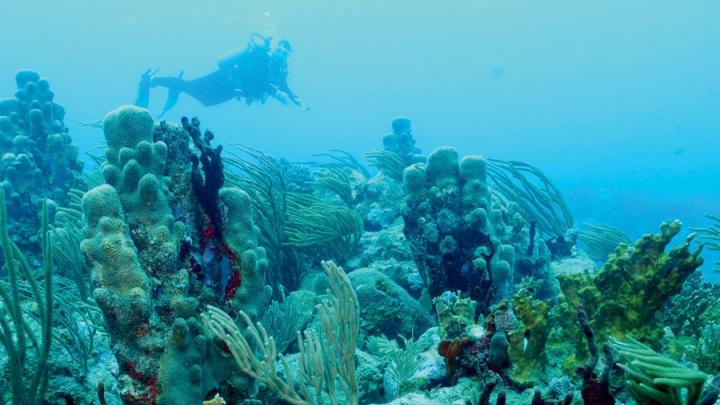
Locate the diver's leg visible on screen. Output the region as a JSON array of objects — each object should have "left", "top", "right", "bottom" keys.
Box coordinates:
[
  {"left": 176, "top": 70, "right": 237, "bottom": 107},
  {"left": 151, "top": 70, "right": 236, "bottom": 111},
  {"left": 135, "top": 69, "right": 158, "bottom": 108},
  {"left": 151, "top": 72, "right": 185, "bottom": 117}
]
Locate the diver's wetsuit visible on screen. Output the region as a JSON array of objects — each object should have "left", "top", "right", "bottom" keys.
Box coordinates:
[
  {"left": 136, "top": 34, "right": 303, "bottom": 116},
  {"left": 151, "top": 70, "right": 237, "bottom": 107}
]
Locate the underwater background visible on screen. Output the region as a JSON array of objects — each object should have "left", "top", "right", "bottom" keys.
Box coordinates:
[
  {"left": 2, "top": 1, "right": 720, "bottom": 404},
  {"left": 3, "top": 0, "right": 720, "bottom": 272}
]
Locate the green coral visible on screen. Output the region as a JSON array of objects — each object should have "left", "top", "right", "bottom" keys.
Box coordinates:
[
  {"left": 0, "top": 190, "right": 53, "bottom": 404},
  {"left": 157, "top": 317, "right": 237, "bottom": 405},
  {"left": 508, "top": 288, "right": 550, "bottom": 384},
  {"left": 81, "top": 106, "right": 194, "bottom": 403},
  {"left": 611, "top": 337, "right": 717, "bottom": 405},
  {"left": 312, "top": 167, "right": 355, "bottom": 204},
  {"left": 285, "top": 192, "right": 364, "bottom": 263},
  {"left": 80, "top": 184, "right": 151, "bottom": 334},
  {"left": 434, "top": 291, "right": 478, "bottom": 339},
  {"left": 220, "top": 187, "right": 272, "bottom": 320},
  {"left": 366, "top": 150, "right": 406, "bottom": 182},
  {"left": 100, "top": 105, "right": 182, "bottom": 276},
  {"left": 558, "top": 221, "right": 703, "bottom": 343}
]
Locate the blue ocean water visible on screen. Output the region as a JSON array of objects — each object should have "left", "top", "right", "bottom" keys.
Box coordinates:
[{"left": 3, "top": 0, "right": 719, "bottom": 278}]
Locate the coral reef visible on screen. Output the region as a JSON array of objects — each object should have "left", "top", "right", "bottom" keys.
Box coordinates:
[
  {"left": 0, "top": 71, "right": 84, "bottom": 253},
  {"left": 381, "top": 117, "right": 425, "bottom": 166},
  {"left": 577, "top": 222, "right": 631, "bottom": 262},
  {"left": 81, "top": 105, "right": 271, "bottom": 404},
  {"left": 402, "top": 146, "right": 552, "bottom": 310},
  {"left": 0, "top": 191, "right": 53, "bottom": 404},
  {"left": 486, "top": 159, "right": 574, "bottom": 239},
  {"left": 611, "top": 337, "right": 719, "bottom": 405},
  {"left": 558, "top": 220, "right": 703, "bottom": 342},
  {"left": 349, "top": 268, "right": 434, "bottom": 340},
  {"left": 3, "top": 70, "right": 720, "bottom": 405},
  {"left": 202, "top": 261, "right": 359, "bottom": 405}
]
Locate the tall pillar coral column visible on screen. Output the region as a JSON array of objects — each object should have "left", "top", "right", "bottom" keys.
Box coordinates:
[
  {"left": 220, "top": 187, "right": 272, "bottom": 320},
  {"left": 100, "top": 105, "right": 182, "bottom": 276},
  {"left": 0, "top": 71, "right": 84, "bottom": 253},
  {"left": 402, "top": 146, "right": 547, "bottom": 310},
  {"left": 81, "top": 105, "right": 188, "bottom": 404}
]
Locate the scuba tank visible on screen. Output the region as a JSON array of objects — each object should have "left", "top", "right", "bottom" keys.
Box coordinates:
[{"left": 217, "top": 33, "right": 270, "bottom": 70}]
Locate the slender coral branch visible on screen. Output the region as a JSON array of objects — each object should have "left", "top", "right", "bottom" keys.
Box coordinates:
[
  {"left": 202, "top": 261, "right": 359, "bottom": 405},
  {"left": 486, "top": 159, "right": 573, "bottom": 237},
  {"left": 0, "top": 191, "right": 53, "bottom": 404}
]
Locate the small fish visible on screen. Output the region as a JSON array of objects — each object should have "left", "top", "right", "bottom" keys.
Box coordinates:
[
  {"left": 490, "top": 67, "right": 505, "bottom": 80},
  {"left": 263, "top": 11, "right": 272, "bottom": 17},
  {"left": 523, "top": 330, "right": 531, "bottom": 353},
  {"left": 672, "top": 148, "right": 684, "bottom": 156}
]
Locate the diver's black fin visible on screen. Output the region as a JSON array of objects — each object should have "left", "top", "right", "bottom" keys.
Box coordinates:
[
  {"left": 159, "top": 71, "right": 184, "bottom": 117},
  {"left": 135, "top": 68, "right": 157, "bottom": 108}
]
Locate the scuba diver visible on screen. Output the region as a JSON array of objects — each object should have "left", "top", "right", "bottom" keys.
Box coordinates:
[{"left": 136, "top": 34, "right": 305, "bottom": 117}]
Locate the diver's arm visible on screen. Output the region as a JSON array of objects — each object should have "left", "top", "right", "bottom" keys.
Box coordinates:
[{"left": 277, "top": 78, "right": 306, "bottom": 109}]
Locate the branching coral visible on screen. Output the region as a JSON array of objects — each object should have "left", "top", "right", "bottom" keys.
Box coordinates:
[
  {"left": 0, "top": 191, "right": 53, "bottom": 405},
  {"left": 311, "top": 149, "right": 370, "bottom": 178},
  {"left": 366, "top": 334, "right": 425, "bottom": 384},
  {"left": 202, "top": 261, "right": 359, "bottom": 405},
  {"left": 366, "top": 150, "right": 406, "bottom": 182},
  {"left": 182, "top": 116, "right": 226, "bottom": 239},
  {"left": 611, "top": 337, "right": 719, "bottom": 405},
  {"left": 286, "top": 192, "right": 363, "bottom": 263},
  {"left": 49, "top": 187, "right": 89, "bottom": 297},
  {"left": 311, "top": 167, "right": 354, "bottom": 205},
  {"left": 691, "top": 214, "right": 720, "bottom": 271},
  {"left": 261, "top": 288, "right": 312, "bottom": 354},
  {"left": 486, "top": 159, "right": 573, "bottom": 238},
  {"left": 225, "top": 144, "right": 298, "bottom": 290},
  {"left": 227, "top": 145, "right": 364, "bottom": 281},
  {"left": 577, "top": 222, "right": 631, "bottom": 262}
]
